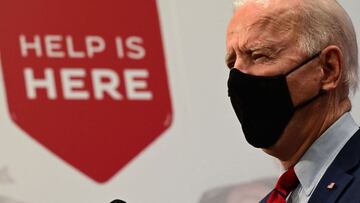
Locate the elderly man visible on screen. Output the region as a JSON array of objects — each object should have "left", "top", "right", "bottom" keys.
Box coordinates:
[{"left": 226, "top": 0, "right": 359, "bottom": 202}]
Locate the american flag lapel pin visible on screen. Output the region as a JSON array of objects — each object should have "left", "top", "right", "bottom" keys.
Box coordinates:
[{"left": 327, "top": 182, "right": 336, "bottom": 190}]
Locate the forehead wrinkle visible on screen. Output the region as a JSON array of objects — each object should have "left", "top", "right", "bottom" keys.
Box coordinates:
[{"left": 247, "top": 9, "right": 298, "bottom": 34}]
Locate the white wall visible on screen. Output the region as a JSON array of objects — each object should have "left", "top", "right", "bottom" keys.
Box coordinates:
[{"left": 0, "top": 1, "right": 359, "bottom": 203}]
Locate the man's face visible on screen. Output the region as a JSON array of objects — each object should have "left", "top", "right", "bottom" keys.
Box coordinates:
[
  {"left": 226, "top": 0, "right": 328, "bottom": 156},
  {"left": 226, "top": 1, "right": 322, "bottom": 109}
]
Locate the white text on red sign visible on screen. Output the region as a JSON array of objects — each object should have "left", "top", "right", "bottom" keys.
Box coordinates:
[{"left": 19, "top": 34, "right": 154, "bottom": 101}]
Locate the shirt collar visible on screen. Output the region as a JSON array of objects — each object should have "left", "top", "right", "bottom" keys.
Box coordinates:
[{"left": 294, "top": 113, "right": 359, "bottom": 196}]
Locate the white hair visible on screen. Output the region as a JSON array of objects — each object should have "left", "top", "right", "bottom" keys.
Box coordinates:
[
  {"left": 234, "top": 0, "right": 270, "bottom": 8},
  {"left": 233, "top": 0, "right": 359, "bottom": 93}
]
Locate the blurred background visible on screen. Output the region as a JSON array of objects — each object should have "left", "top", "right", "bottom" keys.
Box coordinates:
[{"left": 0, "top": 0, "right": 359, "bottom": 203}]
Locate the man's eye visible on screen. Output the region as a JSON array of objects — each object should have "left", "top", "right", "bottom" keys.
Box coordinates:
[{"left": 251, "top": 53, "right": 268, "bottom": 61}]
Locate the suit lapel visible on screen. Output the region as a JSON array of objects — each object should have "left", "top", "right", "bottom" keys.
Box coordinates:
[
  {"left": 308, "top": 167, "right": 353, "bottom": 203},
  {"left": 309, "top": 129, "right": 360, "bottom": 203}
]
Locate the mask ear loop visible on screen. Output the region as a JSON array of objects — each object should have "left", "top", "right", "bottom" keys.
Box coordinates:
[
  {"left": 285, "top": 51, "right": 322, "bottom": 76},
  {"left": 288, "top": 51, "right": 325, "bottom": 110},
  {"left": 295, "top": 90, "right": 326, "bottom": 110}
]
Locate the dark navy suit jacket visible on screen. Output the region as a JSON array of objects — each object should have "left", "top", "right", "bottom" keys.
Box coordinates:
[{"left": 261, "top": 128, "right": 360, "bottom": 203}]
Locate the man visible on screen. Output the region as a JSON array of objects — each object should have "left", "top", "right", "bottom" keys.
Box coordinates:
[{"left": 226, "top": 0, "right": 359, "bottom": 202}]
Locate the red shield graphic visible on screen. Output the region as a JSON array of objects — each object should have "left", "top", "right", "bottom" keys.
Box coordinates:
[{"left": 0, "top": 0, "right": 172, "bottom": 183}]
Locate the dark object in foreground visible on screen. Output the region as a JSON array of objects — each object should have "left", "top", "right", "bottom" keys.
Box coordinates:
[{"left": 110, "top": 199, "right": 126, "bottom": 203}]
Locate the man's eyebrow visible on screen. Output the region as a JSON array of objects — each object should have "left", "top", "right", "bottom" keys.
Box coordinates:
[
  {"left": 242, "top": 40, "right": 279, "bottom": 52},
  {"left": 225, "top": 40, "right": 285, "bottom": 67}
]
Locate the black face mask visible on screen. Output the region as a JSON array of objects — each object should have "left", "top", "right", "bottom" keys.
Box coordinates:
[{"left": 227, "top": 52, "right": 322, "bottom": 148}]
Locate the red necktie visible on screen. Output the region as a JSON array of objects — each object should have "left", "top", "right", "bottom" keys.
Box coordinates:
[{"left": 267, "top": 167, "right": 299, "bottom": 203}]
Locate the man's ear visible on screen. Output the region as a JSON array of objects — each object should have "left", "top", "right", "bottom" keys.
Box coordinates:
[{"left": 319, "top": 45, "right": 343, "bottom": 91}]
